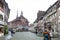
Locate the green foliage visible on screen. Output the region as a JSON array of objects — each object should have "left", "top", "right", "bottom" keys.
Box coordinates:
[
  {"left": 4, "top": 25, "right": 8, "bottom": 35},
  {"left": 56, "top": 30, "right": 59, "bottom": 32},
  {"left": 52, "top": 33, "right": 59, "bottom": 38}
]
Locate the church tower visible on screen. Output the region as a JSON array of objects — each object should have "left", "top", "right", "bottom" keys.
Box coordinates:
[
  {"left": 20, "top": 11, "right": 23, "bottom": 17},
  {"left": 16, "top": 9, "right": 18, "bottom": 18}
]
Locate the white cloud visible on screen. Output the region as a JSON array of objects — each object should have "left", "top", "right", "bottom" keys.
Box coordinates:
[{"left": 5, "top": 0, "right": 57, "bottom": 23}]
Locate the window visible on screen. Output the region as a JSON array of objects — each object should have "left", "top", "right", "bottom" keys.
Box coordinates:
[
  {"left": 59, "top": 16, "right": 60, "bottom": 19},
  {"left": 54, "top": 13, "right": 56, "bottom": 16},
  {"left": 58, "top": 7, "right": 60, "bottom": 10},
  {"left": 0, "top": 15, "right": 3, "bottom": 20}
]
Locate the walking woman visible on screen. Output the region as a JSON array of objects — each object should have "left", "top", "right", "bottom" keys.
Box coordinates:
[{"left": 43, "top": 29, "right": 51, "bottom": 40}]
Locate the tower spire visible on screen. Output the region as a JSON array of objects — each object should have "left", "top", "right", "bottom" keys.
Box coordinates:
[
  {"left": 16, "top": 9, "right": 18, "bottom": 18},
  {"left": 21, "top": 11, "right": 23, "bottom": 16}
]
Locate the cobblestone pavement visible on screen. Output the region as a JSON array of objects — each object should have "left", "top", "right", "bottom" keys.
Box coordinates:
[
  {"left": 10, "top": 32, "right": 43, "bottom": 40},
  {"left": 10, "top": 32, "right": 60, "bottom": 40},
  {"left": 0, "top": 36, "right": 4, "bottom": 40}
]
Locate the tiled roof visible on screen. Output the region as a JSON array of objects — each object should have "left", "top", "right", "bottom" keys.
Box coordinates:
[
  {"left": 37, "top": 11, "right": 45, "bottom": 18},
  {"left": 43, "top": 1, "right": 58, "bottom": 17},
  {"left": 34, "top": 11, "right": 45, "bottom": 23},
  {"left": 10, "top": 13, "right": 29, "bottom": 23}
]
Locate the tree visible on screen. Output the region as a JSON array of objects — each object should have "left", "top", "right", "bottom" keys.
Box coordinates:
[{"left": 4, "top": 25, "right": 8, "bottom": 35}]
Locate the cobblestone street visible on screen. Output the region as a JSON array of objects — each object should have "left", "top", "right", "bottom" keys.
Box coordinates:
[
  {"left": 10, "top": 32, "right": 60, "bottom": 40},
  {"left": 0, "top": 37, "right": 4, "bottom": 40},
  {"left": 10, "top": 32, "right": 43, "bottom": 40}
]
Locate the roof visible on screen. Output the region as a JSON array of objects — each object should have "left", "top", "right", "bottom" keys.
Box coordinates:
[
  {"left": 10, "top": 12, "right": 29, "bottom": 23},
  {"left": 34, "top": 10, "right": 45, "bottom": 23},
  {"left": 0, "top": 0, "right": 4, "bottom": 5},
  {"left": 43, "top": 1, "right": 58, "bottom": 17},
  {"left": 37, "top": 11, "right": 45, "bottom": 18}
]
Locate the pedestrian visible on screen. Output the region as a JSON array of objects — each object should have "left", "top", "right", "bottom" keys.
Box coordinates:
[
  {"left": 43, "top": 29, "right": 51, "bottom": 40},
  {"left": 9, "top": 28, "right": 15, "bottom": 36},
  {"left": 35, "top": 29, "right": 38, "bottom": 34},
  {"left": 49, "top": 31, "right": 52, "bottom": 40}
]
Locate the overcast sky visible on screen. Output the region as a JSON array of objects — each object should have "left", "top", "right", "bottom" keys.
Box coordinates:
[{"left": 5, "top": 0, "right": 57, "bottom": 24}]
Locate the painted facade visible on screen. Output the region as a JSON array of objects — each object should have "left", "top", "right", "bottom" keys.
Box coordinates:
[{"left": 9, "top": 11, "right": 29, "bottom": 30}]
